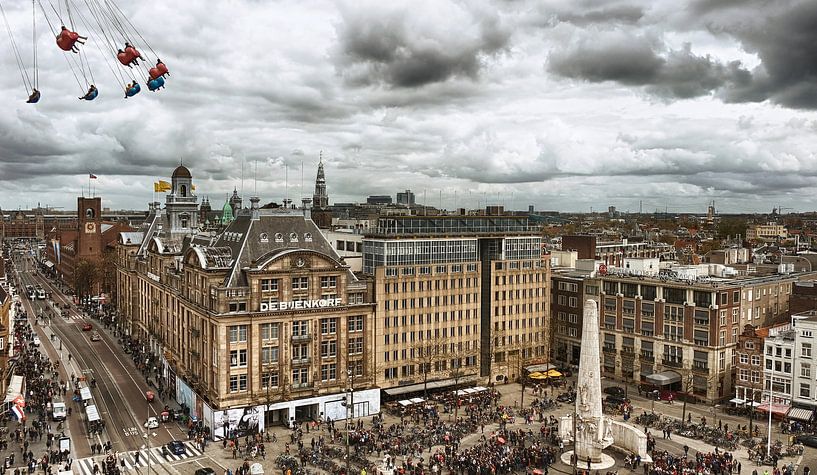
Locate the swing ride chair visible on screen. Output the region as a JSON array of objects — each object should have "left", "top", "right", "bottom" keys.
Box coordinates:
[{"left": 0, "top": 0, "right": 170, "bottom": 102}]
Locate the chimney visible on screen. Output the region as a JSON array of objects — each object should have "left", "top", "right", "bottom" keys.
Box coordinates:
[{"left": 302, "top": 198, "right": 313, "bottom": 220}]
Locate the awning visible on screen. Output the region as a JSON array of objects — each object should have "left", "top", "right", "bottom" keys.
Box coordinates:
[
  {"left": 397, "top": 400, "right": 411, "bottom": 407},
  {"left": 749, "top": 401, "right": 762, "bottom": 407},
  {"left": 729, "top": 398, "right": 745, "bottom": 405},
  {"left": 3, "top": 375, "right": 24, "bottom": 404},
  {"left": 383, "top": 375, "right": 479, "bottom": 397},
  {"left": 756, "top": 403, "right": 789, "bottom": 416},
  {"left": 86, "top": 404, "right": 100, "bottom": 422},
  {"left": 646, "top": 371, "right": 681, "bottom": 386},
  {"left": 409, "top": 397, "right": 424, "bottom": 404},
  {"left": 787, "top": 407, "right": 814, "bottom": 422},
  {"left": 525, "top": 363, "right": 558, "bottom": 373}
]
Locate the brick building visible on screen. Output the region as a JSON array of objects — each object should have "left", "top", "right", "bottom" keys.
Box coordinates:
[{"left": 45, "top": 197, "right": 133, "bottom": 297}]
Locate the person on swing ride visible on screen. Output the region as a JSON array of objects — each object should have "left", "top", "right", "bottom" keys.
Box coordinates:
[
  {"left": 56, "top": 26, "right": 86, "bottom": 53},
  {"left": 26, "top": 88, "right": 41, "bottom": 104},
  {"left": 125, "top": 42, "right": 142, "bottom": 65},
  {"left": 124, "top": 81, "right": 141, "bottom": 98},
  {"left": 79, "top": 85, "right": 98, "bottom": 101}
]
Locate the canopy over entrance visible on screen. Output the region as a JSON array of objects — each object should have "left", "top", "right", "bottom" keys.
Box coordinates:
[{"left": 646, "top": 371, "right": 681, "bottom": 386}]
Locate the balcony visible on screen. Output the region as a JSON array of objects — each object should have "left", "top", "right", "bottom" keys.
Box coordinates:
[
  {"left": 292, "top": 382, "right": 314, "bottom": 390},
  {"left": 291, "top": 333, "right": 312, "bottom": 342},
  {"left": 602, "top": 345, "right": 617, "bottom": 354},
  {"left": 621, "top": 346, "right": 635, "bottom": 354},
  {"left": 291, "top": 357, "right": 311, "bottom": 365},
  {"left": 640, "top": 353, "right": 654, "bottom": 362},
  {"left": 662, "top": 358, "right": 683, "bottom": 368}
]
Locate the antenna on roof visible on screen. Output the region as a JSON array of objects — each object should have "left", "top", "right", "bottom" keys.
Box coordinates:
[
  {"left": 254, "top": 160, "right": 257, "bottom": 195},
  {"left": 240, "top": 158, "right": 245, "bottom": 201}
]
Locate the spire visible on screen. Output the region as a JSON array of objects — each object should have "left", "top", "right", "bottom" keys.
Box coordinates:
[{"left": 313, "top": 153, "right": 329, "bottom": 209}]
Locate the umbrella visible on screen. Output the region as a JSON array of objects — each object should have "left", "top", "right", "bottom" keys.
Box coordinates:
[
  {"left": 250, "top": 463, "right": 264, "bottom": 475},
  {"left": 546, "top": 369, "right": 563, "bottom": 378},
  {"left": 529, "top": 372, "right": 548, "bottom": 380},
  {"left": 496, "top": 437, "right": 506, "bottom": 445},
  {"left": 532, "top": 470, "right": 543, "bottom": 475}
]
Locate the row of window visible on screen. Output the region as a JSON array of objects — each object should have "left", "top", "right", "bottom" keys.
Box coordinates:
[
  {"left": 229, "top": 361, "right": 366, "bottom": 393},
  {"left": 259, "top": 276, "right": 338, "bottom": 292},
  {"left": 385, "top": 263, "right": 479, "bottom": 277},
  {"left": 384, "top": 294, "right": 479, "bottom": 310},
  {"left": 228, "top": 317, "right": 365, "bottom": 343},
  {"left": 382, "top": 356, "right": 478, "bottom": 379},
  {"left": 386, "top": 278, "right": 479, "bottom": 293},
  {"left": 384, "top": 325, "right": 478, "bottom": 345},
  {"left": 230, "top": 336, "right": 366, "bottom": 368}
]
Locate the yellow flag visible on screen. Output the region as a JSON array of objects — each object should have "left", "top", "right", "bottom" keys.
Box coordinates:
[
  {"left": 153, "top": 180, "right": 172, "bottom": 193},
  {"left": 191, "top": 184, "right": 196, "bottom": 191}
]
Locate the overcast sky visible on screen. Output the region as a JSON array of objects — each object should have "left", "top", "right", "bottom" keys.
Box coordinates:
[{"left": 1, "top": 0, "right": 816, "bottom": 214}]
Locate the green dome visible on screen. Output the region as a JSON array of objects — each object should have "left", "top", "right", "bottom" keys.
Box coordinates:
[{"left": 221, "top": 200, "right": 234, "bottom": 224}]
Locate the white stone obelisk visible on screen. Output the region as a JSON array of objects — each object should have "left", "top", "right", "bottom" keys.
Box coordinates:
[{"left": 573, "top": 299, "right": 613, "bottom": 463}]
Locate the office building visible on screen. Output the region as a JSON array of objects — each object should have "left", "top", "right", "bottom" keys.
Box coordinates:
[{"left": 363, "top": 215, "right": 551, "bottom": 395}]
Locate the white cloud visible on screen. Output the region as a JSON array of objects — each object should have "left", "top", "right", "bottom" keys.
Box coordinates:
[{"left": 0, "top": 0, "right": 815, "bottom": 213}]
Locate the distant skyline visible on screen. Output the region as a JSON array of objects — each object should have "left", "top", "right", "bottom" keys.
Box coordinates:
[{"left": 1, "top": 1, "right": 816, "bottom": 213}]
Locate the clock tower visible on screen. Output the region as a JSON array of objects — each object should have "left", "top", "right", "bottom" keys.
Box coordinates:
[{"left": 77, "top": 196, "right": 102, "bottom": 259}]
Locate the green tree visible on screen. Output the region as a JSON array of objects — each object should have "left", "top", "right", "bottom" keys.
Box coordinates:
[{"left": 717, "top": 218, "right": 747, "bottom": 240}]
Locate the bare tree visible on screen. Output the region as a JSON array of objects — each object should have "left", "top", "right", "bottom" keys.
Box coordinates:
[
  {"left": 450, "top": 339, "right": 480, "bottom": 421},
  {"left": 74, "top": 259, "right": 97, "bottom": 300},
  {"left": 412, "top": 336, "right": 455, "bottom": 400}
]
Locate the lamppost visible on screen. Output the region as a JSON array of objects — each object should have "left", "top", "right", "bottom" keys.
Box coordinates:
[{"left": 345, "top": 368, "right": 354, "bottom": 475}]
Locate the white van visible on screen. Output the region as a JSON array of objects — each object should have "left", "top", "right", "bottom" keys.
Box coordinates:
[{"left": 50, "top": 402, "right": 66, "bottom": 421}]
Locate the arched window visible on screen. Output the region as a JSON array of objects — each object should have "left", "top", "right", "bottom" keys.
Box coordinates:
[{"left": 180, "top": 185, "right": 187, "bottom": 197}]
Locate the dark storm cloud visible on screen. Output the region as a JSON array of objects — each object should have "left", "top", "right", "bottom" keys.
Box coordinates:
[
  {"left": 708, "top": 0, "right": 817, "bottom": 109},
  {"left": 547, "top": 0, "right": 817, "bottom": 109},
  {"left": 335, "top": 3, "right": 511, "bottom": 88},
  {"left": 554, "top": 4, "right": 644, "bottom": 25},
  {"left": 549, "top": 35, "right": 750, "bottom": 99}
]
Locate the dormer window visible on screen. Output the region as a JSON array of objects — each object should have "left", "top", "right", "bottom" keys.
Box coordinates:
[
  {"left": 275, "top": 233, "right": 284, "bottom": 243},
  {"left": 304, "top": 233, "right": 313, "bottom": 242},
  {"left": 260, "top": 233, "right": 269, "bottom": 243},
  {"left": 289, "top": 232, "right": 299, "bottom": 242}
]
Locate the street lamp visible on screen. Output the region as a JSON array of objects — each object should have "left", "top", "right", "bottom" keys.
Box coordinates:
[{"left": 345, "top": 368, "right": 354, "bottom": 475}]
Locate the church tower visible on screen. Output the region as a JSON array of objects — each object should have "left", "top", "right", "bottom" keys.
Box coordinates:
[
  {"left": 313, "top": 156, "right": 329, "bottom": 209},
  {"left": 165, "top": 164, "right": 199, "bottom": 237},
  {"left": 229, "top": 187, "right": 243, "bottom": 215}
]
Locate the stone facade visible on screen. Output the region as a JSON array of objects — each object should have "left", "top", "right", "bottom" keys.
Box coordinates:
[{"left": 117, "top": 206, "right": 376, "bottom": 425}]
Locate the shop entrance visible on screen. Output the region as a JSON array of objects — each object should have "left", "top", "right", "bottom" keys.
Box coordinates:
[
  {"left": 295, "top": 403, "right": 319, "bottom": 422},
  {"left": 266, "top": 408, "right": 290, "bottom": 427}
]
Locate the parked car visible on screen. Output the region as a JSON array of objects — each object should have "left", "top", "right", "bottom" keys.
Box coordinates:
[
  {"left": 50, "top": 402, "right": 66, "bottom": 421},
  {"left": 31, "top": 337, "right": 40, "bottom": 347},
  {"left": 604, "top": 395, "right": 630, "bottom": 406},
  {"left": 165, "top": 440, "right": 186, "bottom": 456},
  {"left": 603, "top": 386, "right": 626, "bottom": 398},
  {"left": 557, "top": 391, "right": 576, "bottom": 403},
  {"left": 795, "top": 434, "right": 817, "bottom": 448},
  {"left": 144, "top": 417, "right": 159, "bottom": 429},
  {"left": 195, "top": 469, "right": 216, "bottom": 475}
]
